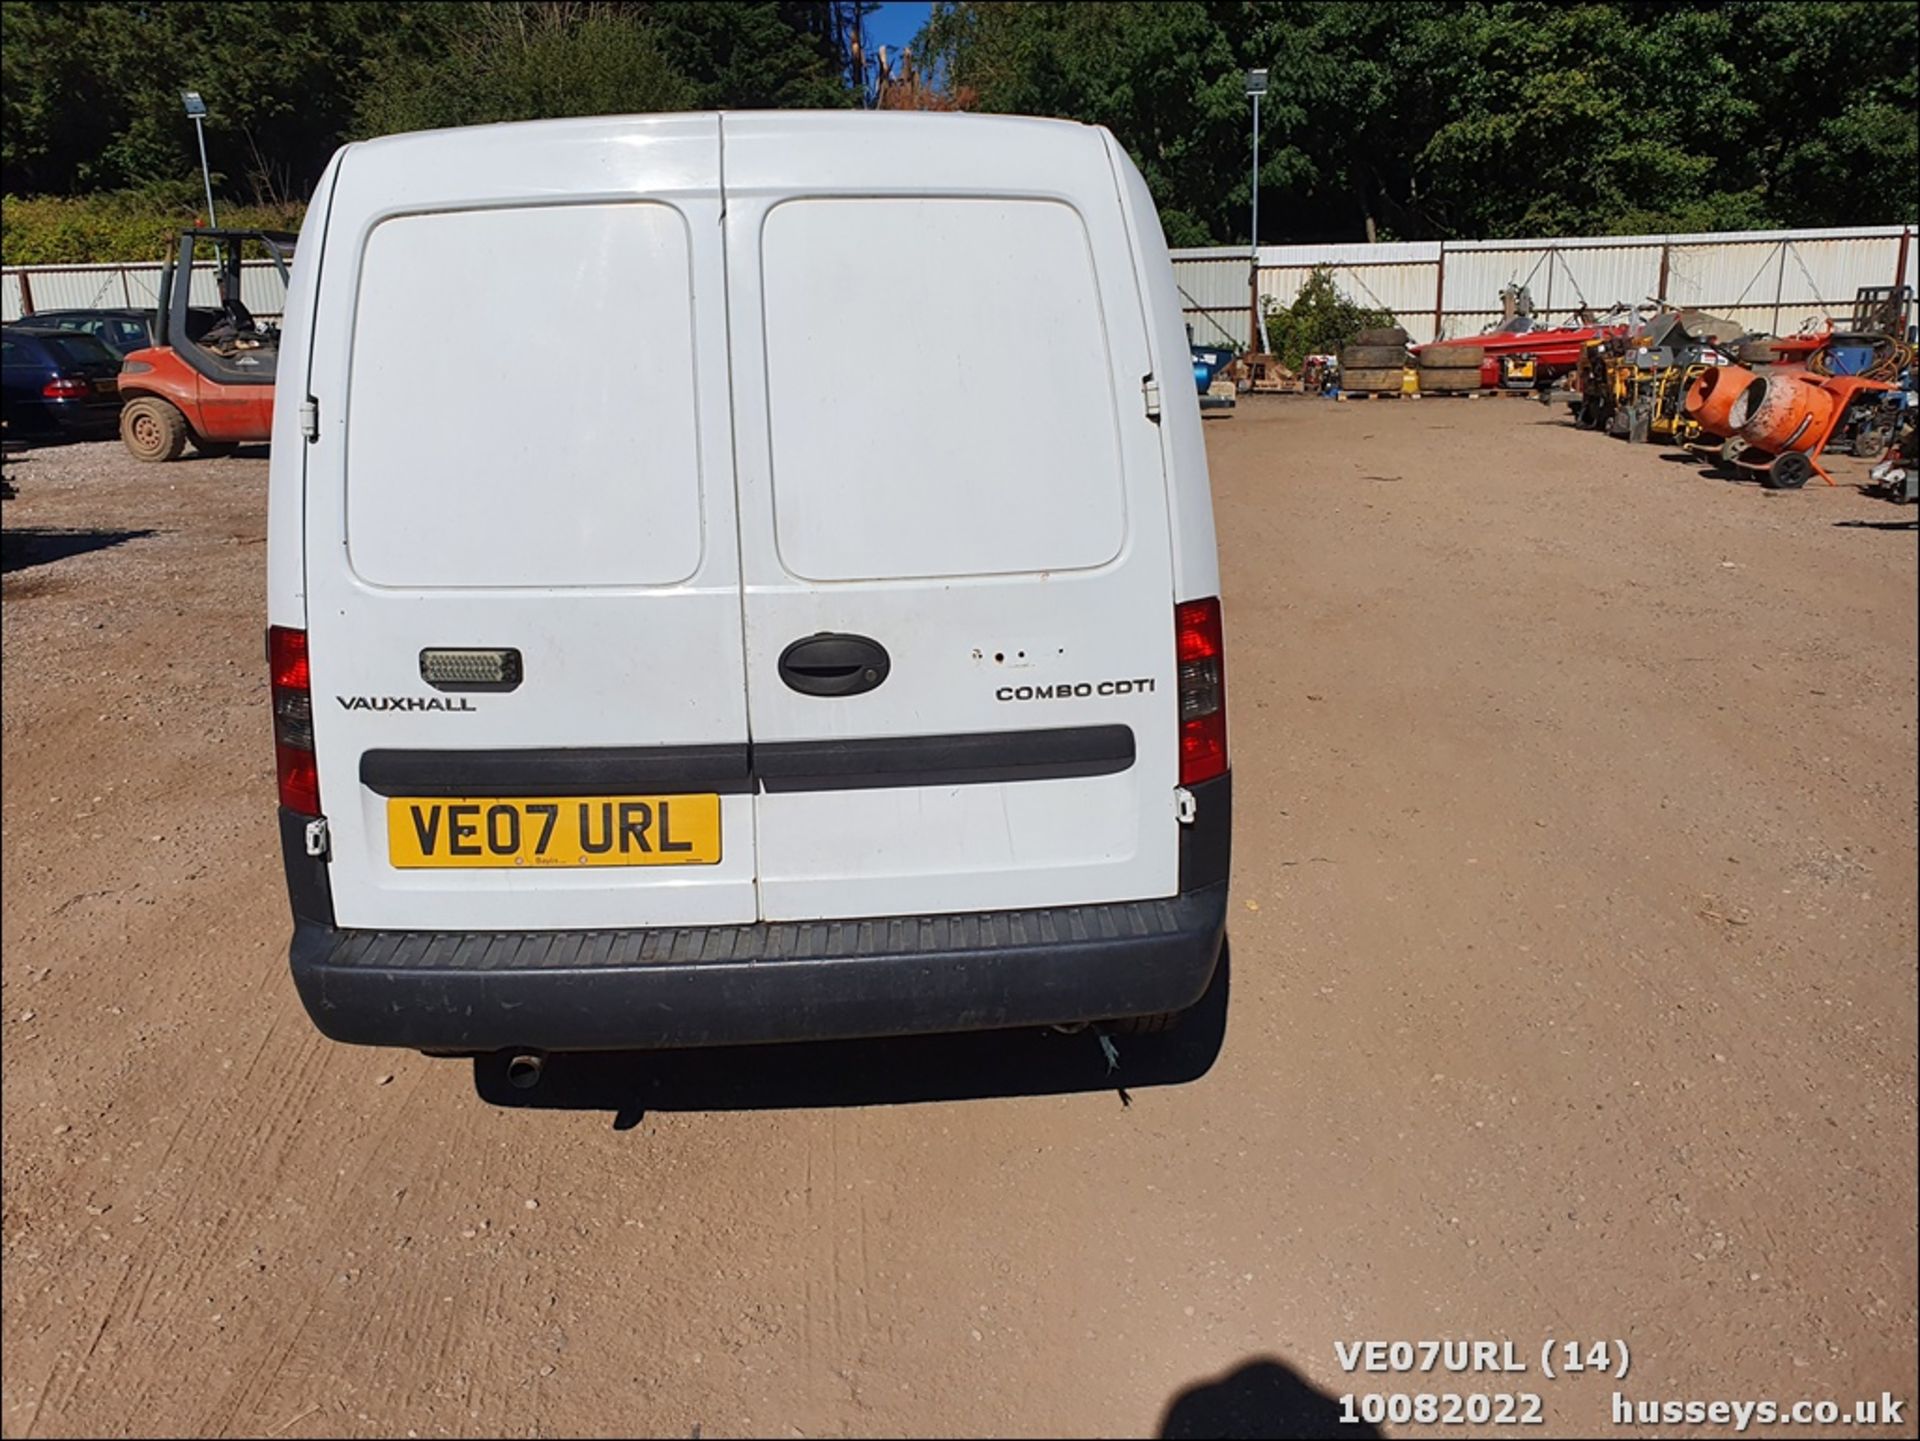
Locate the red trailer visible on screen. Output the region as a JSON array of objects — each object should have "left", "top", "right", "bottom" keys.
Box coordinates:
[{"left": 1416, "top": 318, "right": 1626, "bottom": 390}]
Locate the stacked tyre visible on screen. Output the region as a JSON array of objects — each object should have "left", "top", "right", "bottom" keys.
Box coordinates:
[
  {"left": 1338, "top": 327, "right": 1410, "bottom": 394},
  {"left": 1417, "top": 344, "right": 1483, "bottom": 395}
]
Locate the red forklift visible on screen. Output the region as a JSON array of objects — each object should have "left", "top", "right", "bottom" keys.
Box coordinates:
[{"left": 116, "top": 228, "right": 294, "bottom": 461}]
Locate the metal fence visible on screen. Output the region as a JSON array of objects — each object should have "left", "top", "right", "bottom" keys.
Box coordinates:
[
  {"left": 1173, "top": 224, "right": 1918, "bottom": 349},
  {"left": 1, "top": 259, "right": 286, "bottom": 323},
  {"left": 9, "top": 223, "right": 1913, "bottom": 349}
]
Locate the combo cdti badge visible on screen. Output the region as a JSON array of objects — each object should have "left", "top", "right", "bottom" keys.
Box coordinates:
[{"left": 269, "top": 112, "right": 1231, "bottom": 1058}]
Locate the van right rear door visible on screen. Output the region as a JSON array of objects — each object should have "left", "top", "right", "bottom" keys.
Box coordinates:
[{"left": 721, "top": 114, "right": 1183, "bottom": 922}]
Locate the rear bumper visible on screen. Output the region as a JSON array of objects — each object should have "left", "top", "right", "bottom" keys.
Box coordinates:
[
  {"left": 50, "top": 399, "right": 121, "bottom": 437},
  {"left": 289, "top": 882, "right": 1228, "bottom": 1052},
  {"left": 2, "top": 399, "right": 118, "bottom": 438}
]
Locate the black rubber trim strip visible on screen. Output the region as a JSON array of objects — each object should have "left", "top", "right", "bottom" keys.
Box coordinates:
[
  {"left": 279, "top": 806, "right": 336, "bottom": 928},
  {"left": 755, "top": 724, "right": 1134, "bottom": 792},
  {"left": 288, "top": 881, "right": 1227, "bottom": 1051},
  {"left": 1178, "top": 771, "right": 1232, "bottom": 892},
  {"left": 360, "top": 745, "right": 753, "bottom": 797},
  {"left": 358, "top": 726, "right": 1133, "bottom": 798}
]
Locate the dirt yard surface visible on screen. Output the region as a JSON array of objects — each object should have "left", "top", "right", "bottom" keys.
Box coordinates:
[{"left": 3, "top": 403, "right": 1914, "bottom": 1440}]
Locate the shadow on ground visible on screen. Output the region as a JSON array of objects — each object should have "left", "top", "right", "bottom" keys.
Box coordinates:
[
  {"left": 1833, "top": 516, "right": 1917, "bottom": 530},
  {"left": 472, "top": 945, "right": 1231, "bottom": 1122},
  {"left": 1160, "top": 1356, "right": 1379, "bottom": 1439},
  {"left": 2, "top": 526, "right": 155, "bottom": 574}
]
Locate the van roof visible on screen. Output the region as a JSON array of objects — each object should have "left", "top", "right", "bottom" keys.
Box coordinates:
[
  {"left": 325, "top": 112, "right": 1133, "bottom": 230},
  {"left": 346, "top": 109, "right": 1102, "bottom": 157}
]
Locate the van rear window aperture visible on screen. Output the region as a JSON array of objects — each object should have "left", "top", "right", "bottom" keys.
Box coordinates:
[
  {"left": 343, "top": 203, "right": 705, "bottom": 590},
  {"left": 759, "top": 197, "right": 1127, "bottom": 582}
]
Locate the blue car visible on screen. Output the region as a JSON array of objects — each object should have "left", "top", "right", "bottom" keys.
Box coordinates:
[{"left": 1, "top": 326, "right": 124, "bottom": 439}]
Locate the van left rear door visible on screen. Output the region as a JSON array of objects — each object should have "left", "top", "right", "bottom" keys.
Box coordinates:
[{"left": 300, "top": 117, "right": 754, "bottom": 932}]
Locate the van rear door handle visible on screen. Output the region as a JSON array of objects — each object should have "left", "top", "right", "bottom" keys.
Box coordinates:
[{"left": 778, "top": 634, "right": 890, "bottom": 696}]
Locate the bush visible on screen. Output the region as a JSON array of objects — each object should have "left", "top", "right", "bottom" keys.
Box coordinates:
[
  {"left": 1260, "top": 267, "right": 1398, "bottom": 370},
  {"left": 2, "top": 187, "right": 306, "bottom": 265}
]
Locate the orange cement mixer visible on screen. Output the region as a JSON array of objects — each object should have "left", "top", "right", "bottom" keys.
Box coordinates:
[
  {"left": 1723, "top": 372, "right": 1896, "bottom": 489},
  {"left": 1734, "top": 371, "right": 1838, "bottom": 454},
  {"left": 1681, "top": 364, "right": 1760, "bottom": 438}
]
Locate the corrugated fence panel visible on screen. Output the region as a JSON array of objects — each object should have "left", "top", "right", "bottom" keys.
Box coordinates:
[
  {"left": 1170, "top": 255, "right": 1252, "bottom": 312},
  {"left": 1768, "top": 234, "right": 1901, "bottom": 310},
  {"left": 2, "top": 261, "right": 286, "bottom": 323},
  {"left": 1168, "top": 253, "right": 1252, "bottom": 345},
  {"left": 3, "top": 265, "right": 145, "bottom": 316},
  {"left": 1439, "top": 245, "right": 1552, "bottom": 318},
  {"left": 1260, "top": 241, "right": 1441, "bottom": 268},
  {"left": 1173, "top": 223, "right": 1914, "bottom": 350},
  {"left": 1666, "top": 240, "right": 1787, "bottom": 311},
  {"left": 1665, "top": 235, "right": 1905, "bottom": 323},
  {"left": 1260, "top": 261, "right": 1439, "bottom": 323},
  {"left": 1444, "top": 312, "right": 1506, "bottom": 341},
  {"left": 1438, "top": 242, "right": 1664, "bottom": 335}
]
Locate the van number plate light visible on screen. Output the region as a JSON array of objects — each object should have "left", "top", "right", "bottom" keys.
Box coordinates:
[{"left": 419, "top": 648, "right": 523, "bottom": 693}]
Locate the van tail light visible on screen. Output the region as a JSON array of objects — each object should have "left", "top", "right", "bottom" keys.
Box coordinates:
[
  {"left": 1175, "top": 597, "right": 1228, "bottom": 786},
  {"left": 269, "top": 626, "right": 320, "bottom": 814},
  {"left": 42, "top": 377, "right": 91, "bottom": 398}
]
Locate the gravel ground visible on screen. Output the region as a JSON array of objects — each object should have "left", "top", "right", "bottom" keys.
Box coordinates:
[{"left": 2, "top": 407, "right": 1914, "bottom": 1439}]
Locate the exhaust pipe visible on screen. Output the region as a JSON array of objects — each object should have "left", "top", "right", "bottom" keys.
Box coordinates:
[{"left": 506, "top": 1052, "right": 546, "bottom": 1090}]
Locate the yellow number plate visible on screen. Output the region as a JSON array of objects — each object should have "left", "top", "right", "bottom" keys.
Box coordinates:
[{"left": 386, "top": 794, "right": 721, "bottom": 869}]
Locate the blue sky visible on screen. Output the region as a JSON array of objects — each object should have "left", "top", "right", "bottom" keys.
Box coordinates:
[{"left": 864, "top": 2, "right": 934, "bottom": 56}]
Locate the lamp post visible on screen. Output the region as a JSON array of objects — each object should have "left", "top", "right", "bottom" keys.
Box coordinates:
[
  {"left": 1246, "top": 68, "right": 1268, "bottom": 353},
  {"left": 181, "top": 91, "right": 216, "bottom": 228}
]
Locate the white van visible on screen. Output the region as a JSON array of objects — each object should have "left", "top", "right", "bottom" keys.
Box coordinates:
[{"left": 269, "top": 112, "right": 1230, "bottom": 1058}]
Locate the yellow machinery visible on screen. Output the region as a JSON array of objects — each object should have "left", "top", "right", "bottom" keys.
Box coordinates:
[
  {"left": 1640, "top": 359, "right": 1710, "bottom": 445},
  {"left": 1568, "top": 309, "right": 1737, "bottom": 447},
  {"left": 1597, "top": 341, "right": 1716, "bottom": 446},
  {"left": 1571, "top": 336, "right": 1628, "bottom": 431}
]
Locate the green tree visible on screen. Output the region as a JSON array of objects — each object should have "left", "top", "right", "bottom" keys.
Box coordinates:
[
  {"left": 2, "top": 1, "right": 400, "bottom": 202},
  {"left": 356, "top": 5, "right": 695, "bottom": 137},
  {"left": 919, "top": 0, "right": 1918, "bottom": 243},
  {"left": 355, "top": 2, "right": 864, "bottom": 136},
  {"left": 0, "top": 1, "right": 868, "bottom": 212},
  {"left": 920, "top": 1, "right": 1253, "bottom": 246},
  {"left": 645, "top": 1, "right": 864, "bottom": 110},
  {"left": 2, "top": 0, "right": 1911, "bottom": 260}
]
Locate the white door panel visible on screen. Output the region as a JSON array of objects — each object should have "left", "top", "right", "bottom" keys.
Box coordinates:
[
  {"left": 759, "top": 198, "right": 1126, "bottom": 581},
  {"left": 302, "top": 118, "right": 754, "bottom": 931},
  {"left": 723, "top": 115, "right": 1180, "bottom": 921},
  {"left": 345, "top": 204, "right": 706, "bottom": 590}
]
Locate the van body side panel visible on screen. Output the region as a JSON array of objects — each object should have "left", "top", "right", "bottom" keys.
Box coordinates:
[
  {"left": 299, "top": 117, "right": 756, "bottom": 931},
  {"left": 722, "top": 114, "right": 1180, "bottom": 921},
  {"left": 266, "top": 149, "right": 343, "bottom": 629},
  {"left": 1105, "top": 135, "right": 1221, "bottom": 604}
]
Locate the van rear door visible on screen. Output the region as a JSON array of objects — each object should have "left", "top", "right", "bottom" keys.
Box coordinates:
[
  {"left": 722, "top": 115, "right": 1180, "bottom": 921},
  {"left": 300, "top": 117, "right": 755, "bottom": 931}
]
